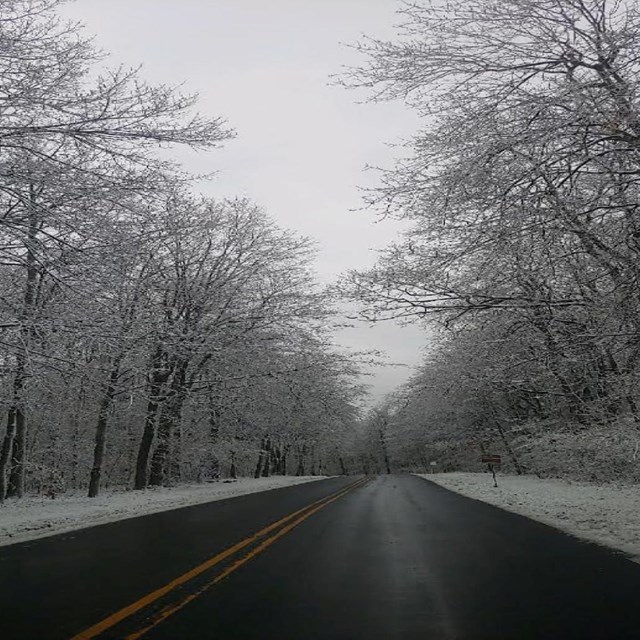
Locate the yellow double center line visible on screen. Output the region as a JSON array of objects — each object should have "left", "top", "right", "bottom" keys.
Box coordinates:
[{"left": 70, "top": 477, "right": 369, "bottom": 640}]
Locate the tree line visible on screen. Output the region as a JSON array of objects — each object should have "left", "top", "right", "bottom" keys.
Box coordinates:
[
  {"left": 0, "top": 0, "right": 363, "bottom": 501},
  {"left": 340, "top": 0, "right": 640, "bottom": 482}
]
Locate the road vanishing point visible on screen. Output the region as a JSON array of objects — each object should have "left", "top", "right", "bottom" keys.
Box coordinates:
[{"left": 1, "top": 474, "right": 639, "bottom": 639}]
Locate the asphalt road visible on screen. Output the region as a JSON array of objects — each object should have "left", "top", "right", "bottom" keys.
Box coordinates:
[{"left": 1, "top": 474, "right": 640, "bottom": 640}]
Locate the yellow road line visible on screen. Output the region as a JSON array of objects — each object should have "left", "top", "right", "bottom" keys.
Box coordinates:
[
  {"left": 70, "top": 477, "right": 367, "bottom": 640},
  {"left": 125, "top": 477, "right": 370, "bottom": 640}
]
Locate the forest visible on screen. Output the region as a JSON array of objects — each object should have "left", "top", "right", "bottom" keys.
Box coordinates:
[
  {"left": 344, "top": 0, "right": 640, "bottom": 483},
  {"left": 0, "top": 0, "right": 366, "bottom": 501},
  {"left": 2, "top": 0, "right": 640, "bottom": 504}
]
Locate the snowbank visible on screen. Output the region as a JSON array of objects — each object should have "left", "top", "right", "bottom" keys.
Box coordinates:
[
  {"left": 418, "top": 472, "right": 640, "bottom": 560},
  {"left": 0, "top": 476, "right": 328, "bottom": 547}
]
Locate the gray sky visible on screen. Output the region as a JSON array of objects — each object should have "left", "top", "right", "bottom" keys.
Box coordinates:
[{"left": 63, "top": 0, "right": 427, "bottom": 401}]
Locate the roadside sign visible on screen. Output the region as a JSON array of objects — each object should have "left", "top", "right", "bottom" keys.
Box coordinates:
[{"left": 482, "top": 454, "right": 500, "bottom": 488}]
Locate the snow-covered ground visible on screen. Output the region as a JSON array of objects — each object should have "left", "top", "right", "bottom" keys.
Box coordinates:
[
  {"left": 418, "top": 472, "right": 640, "bottom": 560},
  {"left": 0, "top": 476, "right": 328, "bottom": 547}
]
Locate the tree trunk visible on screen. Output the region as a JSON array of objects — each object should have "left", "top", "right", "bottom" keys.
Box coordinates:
[
  {"left": 134, "top": 398, "right": 160, "bottom": 490},
  {"left": 149, "top": 363, "right": 187, "bottom": 487},
  {"left": 70, "top": 381, "right": 85, "bottom": 489},
  {"left": 378, "top": 427, "right": 392, "bottom": 475},
  {"left": 169, "top": 426, "right": 182, "bottom": 483},
  {"left": 133, "top": 397, "right": 159, "bottom": 489},
  {"left": 148, "top": 410, "right": 172, "bottom": 487},
  {"left": 1, "top": 351, "right": 28, "bottom": 501},
  {"left": 229, "top": 451, "right": 237, "bottom": 479},
  {"left": 260, "top": 438, "right": 272, "bottom": 477},
  {"left": 295, "top": 445, "right": 306, "bottom": 476},
  {"left": 208, "top": 388, "right": 221, "bottom": 478},
  {"left": 134, "top": 347, "right": 171, "bottom": 490},
  {"left": 88, "top": 361, "right": 121, "bottom": 497},
  {"left": 280, "top": 444, "right": 290, "bottom": 475},
  {"left": 2, "top": 195, "right": 39, "bottom": 500},
  {"left": 0, "top": 408, "right": 18, "bottom": 502},
  {"left": 7, "top": 408, "right": 26, "bottom": 498},
  {"left": 269, "top": 443, "right": 281, "bottom": 475},
  {"left": 309, "top": 446, "right": 316, "bottom": 475},
  {"left": 254, "top": 436, "right": 268, "bottom": 478}
]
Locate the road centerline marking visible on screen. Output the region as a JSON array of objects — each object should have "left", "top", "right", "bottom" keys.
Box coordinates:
[
  {"left": 69, "top": 477, "right": 367, "bottom": 640},
  {"left": 124, "top": 477, "right": 370, "bottom": 640}
]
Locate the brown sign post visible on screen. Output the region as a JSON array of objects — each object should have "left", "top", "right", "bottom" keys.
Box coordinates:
[{"left": 481, "top": 455, "right": 501, "bottom": 487}]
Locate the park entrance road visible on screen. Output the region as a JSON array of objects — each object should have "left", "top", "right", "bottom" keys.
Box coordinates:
[{"left": 1, "top": 474, "right": 639, "bottom": 639}]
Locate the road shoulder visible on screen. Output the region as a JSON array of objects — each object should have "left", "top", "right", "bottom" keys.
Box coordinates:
[
  {"left": 0, "top": 476, "right": 330, "bottom": 547},
  {"left": 417, "top": 472, "right": 640, "bottom": 560}
]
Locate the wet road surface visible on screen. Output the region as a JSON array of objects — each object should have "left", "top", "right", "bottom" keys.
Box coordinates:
[{"left": 1, "top": 474, "right": 639, "bottom": 639}]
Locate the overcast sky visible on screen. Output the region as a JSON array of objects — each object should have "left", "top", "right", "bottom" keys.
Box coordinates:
[{"left": 62, "top": 0, "right": 428, "bottom": 402}]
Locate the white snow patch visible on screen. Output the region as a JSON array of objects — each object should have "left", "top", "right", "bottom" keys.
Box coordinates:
[
  {"left": 0, "top": 476, "right": 329, "bottom": 548},
  {"left": 417, "top": 472, "right": 640, "bottom": 560}
]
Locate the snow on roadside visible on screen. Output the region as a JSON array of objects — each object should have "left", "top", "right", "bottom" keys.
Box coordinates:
[
  {"left": 0, "top": 476, "right": 329, "bottom": 548},
  {"left": 418, "top": 472, "right": 640, "bottom": 560}
]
